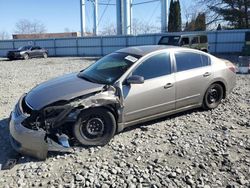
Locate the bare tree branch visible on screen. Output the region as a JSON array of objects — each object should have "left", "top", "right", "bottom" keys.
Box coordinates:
[
  {"left": 0, "top": 30, "right": 10, "bottom": 40},
  {"left": 99, "top": 23, "right": 117, "bottom": 36},
  {"left": 14, "top": 19, "right": 47, "bottom": 34}
]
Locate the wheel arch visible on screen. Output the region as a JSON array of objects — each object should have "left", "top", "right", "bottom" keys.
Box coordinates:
[
  {"left": 201, "top": 48, "right": 208, "bottom": 53},
  {"left": 79, "top": 105, "right": 119, "bottom": 131},
  {"left": 210, "top": 80, "right": 227, "bottom": 99}
]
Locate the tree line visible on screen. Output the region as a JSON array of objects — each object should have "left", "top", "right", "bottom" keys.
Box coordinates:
[{"left": 169, "top": 0, "right": 250, "bottom": 32}]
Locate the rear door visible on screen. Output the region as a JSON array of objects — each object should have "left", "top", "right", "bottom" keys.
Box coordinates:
[
  {"left": 29, "top": 47, "right": 38, "bottom": 57},
  {"left": 190, "top": 36, "right": 200, "bottom": 50},
  {"left": 123, "top": 52, "right": 176, "bottom": 122},
  {"left": 174, "top": 51, "right": 212, "bottom": 108}
]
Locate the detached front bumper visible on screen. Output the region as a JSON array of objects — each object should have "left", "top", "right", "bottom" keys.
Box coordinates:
[{"left": 9, "top": 95, "right": 49, "bottom": 160}]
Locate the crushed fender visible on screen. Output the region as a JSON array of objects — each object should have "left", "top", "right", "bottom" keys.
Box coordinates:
[{"left": 70, "top": 85, "right": 120, "bottom": 108}]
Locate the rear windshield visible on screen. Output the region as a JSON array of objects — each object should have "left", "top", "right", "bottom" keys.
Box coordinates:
[{"left": 158, "top": 36, "right": 180, "bottom": 45}]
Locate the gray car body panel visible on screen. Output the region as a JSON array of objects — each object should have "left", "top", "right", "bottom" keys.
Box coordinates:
[
  {"left": 9, "top": 45, "right": 236, "bottom": 160},
  {"left": 25, "top": 73, "right": 104, "bottom": 110}
]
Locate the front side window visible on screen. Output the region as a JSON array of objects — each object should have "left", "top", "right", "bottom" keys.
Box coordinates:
[
  {"left": 78, "top": 53, "right": 140, "bottom": 84},
  {"left": 133, "top": 53, "right": 171, "bottom": 80},
  {"left": 158, "top": 36, "right": 180, "bottom": 45},
  {"left": 175, "top": 52, "right": 203, "bottom": 72}
]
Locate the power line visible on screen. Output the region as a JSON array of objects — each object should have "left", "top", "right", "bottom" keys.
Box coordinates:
[
  {"left": 87, "top": 0, "right": 115, "bottom": 6},
  {"left": 147, "top": 1, "right": 160, "bottom": 25},
  {"left": 132, "top": 0, "right": 160, "bottom": 6},
  {"left": 98, "top": 0, "right": 111, "bottom": 26}
]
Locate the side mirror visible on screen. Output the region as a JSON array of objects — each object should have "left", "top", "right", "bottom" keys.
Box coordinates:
[{"left": 127, "top": 75, "right": 144, "bottom": 84}]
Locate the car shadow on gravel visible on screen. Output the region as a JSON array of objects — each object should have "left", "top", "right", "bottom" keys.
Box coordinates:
[
  {"left": 0, "top": 118, "right": 79, "bottom": 167},
  {"left": 0, "top": 118, "right": 43, "bottom": 170},
  {"left": 0, "top": 118, "right": 22, "bottom": 169},
  {"left": 122, "top": 108, "right": 203, "bottom": 133},
  {"left": 0, "top": 108, "right": 203, "bottom": 167}
]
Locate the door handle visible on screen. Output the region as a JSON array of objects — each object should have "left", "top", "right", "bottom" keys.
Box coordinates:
[
  {"left": 164, "top": 83, "right": 173, "bottom": 89},
  {"left": 203, "top": 72, "right": 211, "bottom": 77}
]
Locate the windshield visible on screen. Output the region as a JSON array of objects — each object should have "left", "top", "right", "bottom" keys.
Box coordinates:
[
  {"left": 18, "top": 46, "right": 32, "bottom": 51},
  {"left": 158, "top": 36, "right": 180, "bottom": 45},
  {"left": 78, "top": 53, "right": 140, "bottom": 84}
]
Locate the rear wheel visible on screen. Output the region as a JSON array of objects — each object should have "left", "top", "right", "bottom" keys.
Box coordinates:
[
  {"left": 73, "top": 108, "right": 116, "bottom": 146},
  {"left": 203, "top": 83, "right": 224, "bottom": 110},
  {"left": 23, "top": 53, "right": 29, "bottom": 60},
  {"left": 43, "top": 52, "right": 48, "bottom": 58}
]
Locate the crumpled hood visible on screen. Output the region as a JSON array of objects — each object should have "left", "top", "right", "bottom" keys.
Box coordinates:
[{"left": 25, "top": 73, "right": 104, "bottom": 110}]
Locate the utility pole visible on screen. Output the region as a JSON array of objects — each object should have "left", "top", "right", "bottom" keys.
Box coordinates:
[
  {"left": 80, "top": 0, "right": 86, "bottom": 37},
  {"left": 93, "top": 0, "right": 98, "bottom": 35},
  {"left": 122, "top": 0, "right": 132, "bottom": 35},
  {"left": 161, "top": 0, "right": 168, "bottom": 33},
  {"left": 116, "top": 0, "right": 122, "bottom": 35}
]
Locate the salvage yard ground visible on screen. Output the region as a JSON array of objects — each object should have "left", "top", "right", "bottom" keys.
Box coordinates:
[{"left": 0, "top": 57, "right": 249, "bottom": 187}]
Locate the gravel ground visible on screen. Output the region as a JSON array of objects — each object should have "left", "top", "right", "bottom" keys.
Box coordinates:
[{"left": 0, "top": 57, "right": 249, "bottom": 188}]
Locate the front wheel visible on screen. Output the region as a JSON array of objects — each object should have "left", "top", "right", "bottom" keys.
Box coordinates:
[
  {"left": 43, "top": 52, "right": 48, "bottom": 58},
  {"left": 203, "top": 83, "right": 224, "bottom": 110},
  {"left": 73, "top": 108, "right": 116, "bottom": 146},
  {"left": 23, "top": 53, "right": 29, "bottom": 60}
]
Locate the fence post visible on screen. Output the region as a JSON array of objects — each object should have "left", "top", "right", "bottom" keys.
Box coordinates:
[
  {"left": 12, "top": 40, "right": 15, "bottom": 49},
  {"left": 125, "top": 35, "right": 128, "bottom": 47},
  {"left": 76, "top": 38, "right": 79, "bottom": 57},
  {"left": 101, "top": 37, "right": 103, "bottom": 56},
  {"left": 215, "top": 31, "right": 218, "bottom": 54},
  {"left": 54, "top": 38, "right": 56, "bottom": 56},
  {"left": 154, "top": 34, "right": 157, "bottom": 45}
]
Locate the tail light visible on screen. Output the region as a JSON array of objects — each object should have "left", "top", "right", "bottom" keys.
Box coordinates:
[{"left": 226, "top": 61, "right": 236, "bottom": 73}]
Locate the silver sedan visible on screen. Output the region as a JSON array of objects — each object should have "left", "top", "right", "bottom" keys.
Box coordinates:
[{"left": 9, "top": 45, "right": 236, "bottom": 159}]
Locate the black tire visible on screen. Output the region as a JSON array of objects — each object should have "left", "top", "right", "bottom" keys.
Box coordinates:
[
  {"left": 23, "top": 53, "right": 29, "bottom": 60},
  {"left": 203, "top": 83, "right": 224, "bottom": 110},
  {"left": 43, "top": 52, "right": 48, "bottom": 58},
  {"left": 73, "top": 108, "right": 116, "bottom": 146}
]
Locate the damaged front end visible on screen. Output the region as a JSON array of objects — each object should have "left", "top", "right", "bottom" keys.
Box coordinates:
[{"left": 9, "top": 86, "right": 121, "bottom": 160}]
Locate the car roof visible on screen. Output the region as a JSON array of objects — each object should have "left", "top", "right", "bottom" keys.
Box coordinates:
[
  {"left": 160, "top": 33, "right": 207, "bottom": 37},
  {"left": 116, "top": 45, "right": 180, "bottom": 56}
]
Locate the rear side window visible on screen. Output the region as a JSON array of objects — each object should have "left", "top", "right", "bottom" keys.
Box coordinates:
[
  {"left": 181, "top": 37, "right": 189, "bottom": 45},
  {"left": 133, "top": 53, "right": 171, "bottom": 80},
  {"left": 200, "top": 36, "right": 208, "bottom": 43},
  {"left": 175, "top": 52, "right": 203, "bottom": 72},
  {"left": 191, "top": 37, "right": 199, "bottom": 44},
  {"left": 201, "top": 54, "right": 211, "bottom": 66},
  {"left": 32, "top": 46, "right": 40, "bottom": 50}
]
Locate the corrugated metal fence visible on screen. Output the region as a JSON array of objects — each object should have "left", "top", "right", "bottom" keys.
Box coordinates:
[{"left": 0, "top": 29, "right": 249, "bottom": 57}]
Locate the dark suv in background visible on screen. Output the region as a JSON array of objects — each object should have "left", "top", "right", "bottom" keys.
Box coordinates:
[
  {"left": 158, "top": 34, "right": 209, "bottom": 52},
  {"left": 7, "top": 45, "right": 48, "bottom": 60}
]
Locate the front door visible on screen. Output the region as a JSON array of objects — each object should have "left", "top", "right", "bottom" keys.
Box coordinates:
[{"left": 122, "top": 52, "right": 176, "bottom": 123}]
